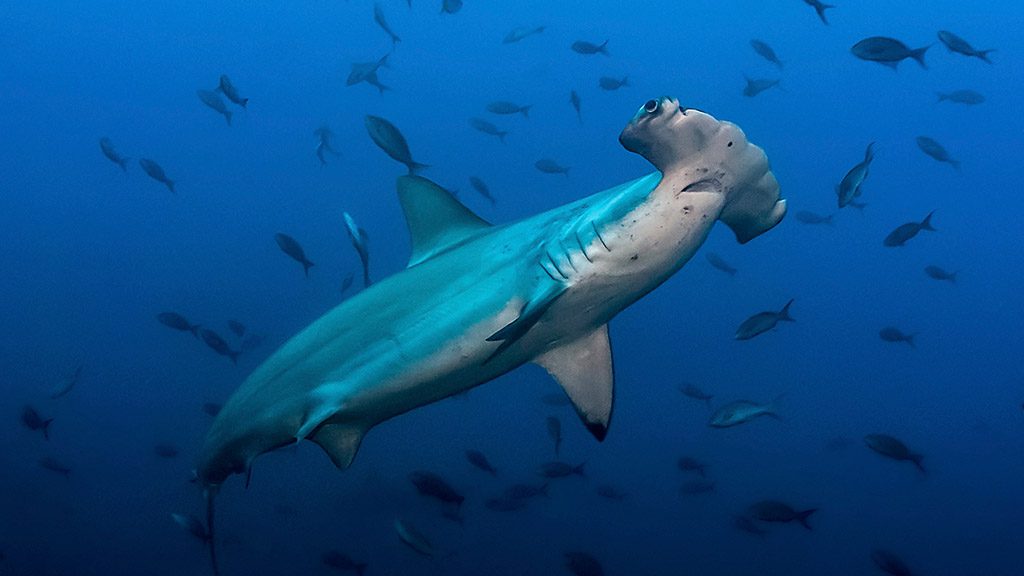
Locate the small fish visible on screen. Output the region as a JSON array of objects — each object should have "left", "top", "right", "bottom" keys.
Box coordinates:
[
  {"left": 50, "top": 364, "right": 83, "bottom": 400},
  {"left": 565, "top": 551, "right": 604, "bottom": 576},
  {"left": 199, "top": 328, "right": 241, "bottom": 364},
  {"left": 373, "top": 3, "right": 401, "bottom": 44},
  {"left": 38, "top": 456, "right": 72, "bottom": 478},
  {"left": 535, "top": 158, "right": 569, "bottom": 176},
  {"left": 879, "top": 327, "right": 915, "bottom": 347},
  {"left": 227, "top": 320, "right": 246, "bottom": 338},
  {"left": 795, "top": 211, "right": 833, "bottom": 225},
  {"left": 883, "top": 211, "right": 936, "bottom": 247},
  {"left": 157, "top": 312, "right": 200, "bottom": 337},
  {"left": 408, "top": 470, "right": 464, "bottom": 507},
  {"left": 343, "top": 212, "right": 371, "bottom": 287},
  {"left": 469, "top": 117, "right": 508, "bottom": 142},
  {"left": 365, "top": 115, "right": 428, "bottom": 174},
  {"left": 153, "top": 444, "right": 180, "bottom": 458},
  {"left": 485, "top": 495, "right": 529, "bottom": 511},
  {"left": 571, "top": 40, "right": 609, "bottom": 56},
  {"left": 503, "top": 26, "right": 545, "bottom": 45},
  {"left": 347, "top": 54, "right": 391, "bottom": 95},
  {"left": 546, "top": 416, "right": 562, "bottom": 456},
  {"left": 750, "top": 39, "right": 783, "bottom": 68},
  {"left": 217, "top": 75, "right": 248, "bottom": 108},
  {"left": 171, "top": 513, "right": 209, "bottom": 542},
  {"left": 570, "top": 90, "right": 582, "bottom": 124},
  {"left": 595, "top": 484, "right": 627, "bottom": 501},
  {"left": 733, "top": 515, "right": 768, "bottom": 537},
  {"left": 21, "top": 406, "right": 54, "bottom": 440},
  {"left": 598, "top": 76, "right": 629, "bottom": 91},
  {"left": 916, "top": 136, "right": 959, "bottom": 170},
  {"left": 340, "top": 273, "right": 355, "bottom": 295},
  {"left": 871, "top": 549, "right": 914, "bottom": 576},
  {"left": 748, "top": 500, "right": 817, "bottom": 530},
  {"left": 680, "top": 480, "right": 716, "bottom": 495},
  {"left": 924, "top": 265, "right": 957, "bottom": 283},
  {"left": 937, "top": 30, "right": 994, "bottom": 63},
  {"left": 541, "top": 393, "right": 572, "bottom": 407},
  {"left": 503, "top": 482, "right": 549, "bottom": 500},
  {"left": 704, "top": 252, "right": 737, "bottom": 276},
  {"left": 322, "top": 551, "right": 367, "bottom": 575},
  {"left": 314, "top": 126, "right": 340, "bottom": 165},
  {"left": 468, "top": 176, "right": 496, "bottom": 204},
  {"left": 680, "top": 383, "right": 714, "bottom": 406},
  {"left": 538, "top": 461, "right": 586, "bottom": 479},
  {"left": 274, "top": 233, "right": 315, "bottom": 276},
  {"left": 677, "top": 456, "right": 707, "bottom": 477},
  {"left": 802, "top": 0, "right": 834, "bottom": 25},
  {"left": 99, "top": 137, "right": 129, "bottom": 171},
  {"left": 709, "top": 397, "right": 781, "bottom": 428},
  {"left": 440, "top": 0, "right": 462, "bottom": 15},
  {"left": 486, "top": 101, "right": 532, "bottom": 118},
  {"left": 735, "top": 299, "right": 794, "bottom": 340},
  {"left": 201, "top": 402, "right": 222, "bottom": 417},
  {"left": 742, "top": 76, "right": 780, "bottom": 97},
  {"left": 138, "top": 158, "right": 175, "bottom": 193},
  {"left": 864, "top": 433, "right": 925, "bottom": 473},
  {"left": 936, "top": 89, "right": 985, "bottom": 105},
  {"left": 837, "top": 142, "right": 875, "bottom": 208},
  {"left": 394, "top": 518, "right": 433, "bottom": 557},
  {"left": 465, "top": 449, "right": 498, "bottom": 476},
  {"left": 851, "top": 37, "right": 929, "bottom": 70},
  {"left": 197, "top": 89, "right": 232, "bottom": 126}
]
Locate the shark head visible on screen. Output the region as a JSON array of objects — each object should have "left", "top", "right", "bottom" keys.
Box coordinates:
[{"left": 619, "top": 97, "right": 786, "bottom": 243}]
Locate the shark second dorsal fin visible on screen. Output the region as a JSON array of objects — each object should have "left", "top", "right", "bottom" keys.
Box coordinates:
[
  {"left": 311, "top": 423, "right": 365, "bottom": 470},
  {"left": 535, "top": 325, "right": 614, "bottom": 441},
  {"left": 397, "top": 175, "right": 491, "bottom": 267}
]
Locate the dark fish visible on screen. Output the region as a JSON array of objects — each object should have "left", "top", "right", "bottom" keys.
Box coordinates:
[
  {"left": 21, "top": 406, "right": 54, "bottom": 440},
  {"left": 199, "top": 328, "right": 241, "bottom": 364},
  {"left": 565, "top": 551, "right": 604, "bottom": 576},
  {"left": 365, "top": 115, "right": 428, "bottom": 174},
  {"left": 157, "top": 312, "right": 200, "bottom": 337},
  {"left": 595, "top": 484, "right": 627, "bottom": 501},
  {"left": 709, "top": 398, "right": 781, "bottom": 428},
  {"left": 733, "top": 515, "right": 768, "bottom": 537},
  {"left": 546, "top": 416, "right": 562, "bottom": 456},
  {"left": 750, "top": 39, "right": 783, "bottom": 68},
  {"left": 742, "top": 76, "right": 780, "bottom": 97},
  {"left": 879, "top": 327, "right": 915, "bottom": 347},
  {"left": 851, "top": 37, "right": 929, "bottom": 70},
  {"left": 802, "top": 0, "right": 834, "bottom": 25},
  {"left": 535, "top": 158, "right": 569, "bottom": 176},
  {"left": 465, "top": 449, "right": 498, "bottom": 476},
  {"left": 50, "top": 364, "right": 83, "bottom": 400},
  {"left": 504, "top": 482, "right": 548, "bottom": 500},
  {"left": 486, "top": 101, "right": 532, "bottom": 118},
  {"left": 795, "top": 211, "right": 833, "bottom": 225},
  {"left": 314, "top": 126, "right": 340, "bottom": 165},
  {"left": 680, "top": 383, "right": 714, "bottom": 405},
  {"left": 924, "top": 265, "right": 956, "bottom": 283},
  {"left": 937, "top": 30, "right": 994, "bottom": 63},
  {"left": 502, "top": 26, "right": 545, "bottom": 45},
  {"left": 408, "top": 470, "right": 464, "bottom": 507},
  {"left": 227, "top": 320, "right": 246, "bottom": 338},
  {"left": 485, "top": 495, "right": 529, "bottom": 511},
  {"left": 340, "top": 273, "right": 355, "bottom": 295},
  {"left": 217, "top": 75, "right": 248, "bottom": 108},
  {"left": 373, "top": 2, "right": 401, "bottom": 44},
  {"left": 394, "top": 519, "right": 433, "bottom": 557},
  {"left": 704, "top": 252, "right": 737, "bottom": 276},
  {"left": 541, "top": 393, "right": 572, "bottom": 407},
  {"left": 936, "top": 89, "right": 985, "bottom": 105},
  {"left": 837, "top": 142, "right": 875, "bottom": 208},
  {"left": 883, "top": 211, "right": 936, "bottom": 247},
  {"left": 871, "top": 549, "right": 913, "bottom": 576},
  {"left": 864, "top": 434, "right": 925, "bottom": 473},
  {"left": 343, "top": 212, "right": 371, "bottom": 288},
  {"left": 440, "top": 0, "right": 462, "bottom": 14},
  {"left": 680, "top": 480, "right": 716, "bottom": 495},
  {"left": 347, "top": 54, "right": 391, "bottom": 95},
  {"left": 197, "top": 89, "right": 232, "bottom": 126},
  {"left": 469, "top": 176, "right": 496, "bottom": 204},
  {"left": 274, "top": 233, "right": 315, "bottom": 276},
  {"left": 916, "top": 136, "right": 959, "bottom": 170},
  {"left": 38, "top": 456, "right": 71, "bottom": 478},
  {"left": 571, "top": 40, "right": 609, "bottom": 56},
  {"left": 171, "top": 513, "right": 209, "bottom": 542},
  {"left": 99, "top": 137, "right": 129, "bottom": 171},
  {"left": 570, "top": 90, "right": 582, "bottom": 123},
  {"left": 322, "top": 551, "right": 367, "bottom": 575},
  {"left": 201, "top": 402, "right": 222, "bottom": 417},
  {"left": 469, "top": 117, "right": 508, "bottom": 142},
  {"left": 138, "top": 158, "right": 175, "bottom": 193},
  {"left": 748, "top": 500, "right": 817, "bottom": 530},
  {"left": 538, "top": 461, "right": 585, "bottom": 479},
  {"left": 677, "top": 456, "right": 706, "bottom": 477},
  {"left": 735, "top": 299, "right": 794, "bottom": 340},
  {"left": 153, "top": 444, "right": 180, "bottom": 458},
  {"left": 598, "top": 76, "right": 629, "bottom": 91}
]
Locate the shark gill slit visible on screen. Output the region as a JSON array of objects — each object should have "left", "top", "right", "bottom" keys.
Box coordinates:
[
  {"left": 575, "top": 230, "right": 594, "bottom": 262},
  {"left": 591, "top": 222, "right": 611, "bottom": 251}
]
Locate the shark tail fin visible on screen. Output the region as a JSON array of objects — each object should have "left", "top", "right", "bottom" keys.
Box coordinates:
[
  {"left": 205, "top": 488, "right": 221, "bottom": 576},
  {"left": 119, "top": 158, "right": 130, "bottom": 171}
]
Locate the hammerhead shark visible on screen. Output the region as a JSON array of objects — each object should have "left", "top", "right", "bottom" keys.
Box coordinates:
[{"left": 195, "top": 97, "right": 786, "bottom": 573}]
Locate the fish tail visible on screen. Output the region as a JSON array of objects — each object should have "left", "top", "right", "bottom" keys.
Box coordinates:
[
  {"left": 204, "top": 488, "right": 221, "bottom": 576},
  {"left": 949, "top": 271, "right": 958, "bottom": 284},
  {"left": 815, "top": 4, "right": 833, "bottom": 25},
  {"left": 240, "top": 98, "right": 249, "bottom": 109},
  {"left": 166, "top": 180, "right": 175, "bottom": 194},
  {"left": 911, "top": 454, "right": 926, "bottom": 474},
  {"left": 865, "top": 141, "right": 876, "bottom": 162},
  {"left": 520, "top": 105, "right": 532, "bottom": 118},
  {"left": 599, "top": 40, "right": 610, "bottom": 55},
  {"left": 797, "top": 508, "right": 817, "bottom": 530},
  {"left": 904, "top": 334, "right": 916, "bottom": 349},
  {"left": 540, "top": 482, "right": 551, "bottom": 498},
  {"left": 977, "top": 49, "right": 995, "bottom": 64},
  {"left": 303, "top": 260, "right": 315, "bottom": 277},
  {"left": 408, "top": 161, "right": 430, "bottom": 175},
  {"left": 910, "top": 45, "right": 930, "bottom": 69},
  {"left": 42, "top": 418, "right": 54, "bottom": 441},
  {"left": 224, "top": 111, "right": 232, "bottom": 126},
  {"left": 574, "top": 462, "right": 587, "bottom": 477},
  {"left": 920, "top": 210, "right": 937, "bottom": 231},
  {"left": 778, "top": 299, "right": 795, "bottom": 322}
]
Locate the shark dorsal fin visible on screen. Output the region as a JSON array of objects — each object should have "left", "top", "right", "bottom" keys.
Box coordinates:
[
  {"left": 397, "top": 175, "right": 491, "bottom": 267},
  {"left": 535, "top": 324, "right": 614, "bottom": 441}
]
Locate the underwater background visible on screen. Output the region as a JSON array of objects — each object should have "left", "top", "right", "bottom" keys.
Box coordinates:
[{"left": 1, "top": 0, "right": 1022, "bottom": 574}]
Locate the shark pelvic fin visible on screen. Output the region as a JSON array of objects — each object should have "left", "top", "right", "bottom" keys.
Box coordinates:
[
  {"left": 535, "top": 324, "right": 614, "bottom": 441},
  {"left": 397, "top": 175, "right": 491, "bottom": 267},
  {"left": 311, "top": 423, "right": 365, "bottom": 471},
  {"left": 485, "top": 283, "right": 567, "bottom": 362}
]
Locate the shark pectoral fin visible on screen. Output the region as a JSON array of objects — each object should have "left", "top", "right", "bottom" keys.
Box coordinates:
[
  {"left": 485, "top": 283, "right": 567, "bottom": 362},
  {"left": 311, "top": 423, "right": 365, "bottom": 471},
  {"left": 535, "top": 324, "right": 614, "bottom": 441},
  {"left": 397, "top": 175, "right": 492, "bottom": 267}
]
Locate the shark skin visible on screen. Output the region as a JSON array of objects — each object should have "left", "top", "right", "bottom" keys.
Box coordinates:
[{"left": 195, "top": 97, "right": 784, "bottom": 571}]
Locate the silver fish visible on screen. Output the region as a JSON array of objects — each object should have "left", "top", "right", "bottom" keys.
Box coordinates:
[
  {"left": 99, "top": 137, "right": 129, "bottom": 171},
  {"left": 750, "top": 39, "right": 783, "bottom": 68},
  {"left": 851, "top": 37, "right": 928, "bottom": 70},
  {"left": 735, "top": 299, "right": 794, "bottom": 340},
  {"left": 709, "top": 397, "right": 781, "bottom": 428},
  {"left": 365, "top": 115, "right": 428, "bottom": 174},
  {"left": 503, "top": 26, "right": 545, "bottom": 45},
  {"left": 217, "top": 75, "right": 248, "bottom": 108},
  {"left": 373, "top": 3, "right": 401, "bottom": 44},
  {"left": 916, "top": 136, "right": 959, "bottom": 170},
  {"left": 197, "top": 90, "right": 232, "bottom": 126},
  {"left": 937, "top": 30, "right": 994, "bottom": 63},
  {"left": 571, "top": 40, "right": 609, "bottom": 55},
  {"left": 836, "top": 142, "right": 874, "bottom": 208}
]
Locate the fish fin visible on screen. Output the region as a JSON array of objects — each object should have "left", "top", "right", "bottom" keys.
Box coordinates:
[
  {"left": 311, "top": 423, "right": 365, "bottom": 471},
  {"left": 910, "top": 45, "right": 930, "bottom": 69},
  {"left": 42, "top": 418, "right": 53, "bottom": 441},
  {"left": 977, "top": 49, "right": 995, "bottom": 63},
  {"left": 303, "top": 259, "right": 314, "bottom": 277},
  {"left": 881, "top": 60, "right": 900, "bottom": 71},
  {"left": 911, "top": 453, "right": 926, "bottom": 474},
  {"left": 797, "top": 508, "right": 817, "bottom": 530},
  {"left": 486, "top": 282, "right": 567, "bottom": 362},
  {"left": 397, "top": 175, "right": 492, "bottom": 267},
  {"left": 534, "top": 324, "right": 614, "bottom": 441},
  {"left": 520, "top": 105, "right": 532, "bottom": 118},
  {"left": 865, "top": 141, "right": 875, "bottom": 163},
  {"left": 166, "top": 180, "right": 175, "bottom": 193},
  {"left": 407, "top": 161, "right": 429, "bottom": 175},
  {"left": 777, "top": 299, "right": 795, "bottom": 322},
  {"left": 920, "top": 210, "right": 937, "bottom": 231}
]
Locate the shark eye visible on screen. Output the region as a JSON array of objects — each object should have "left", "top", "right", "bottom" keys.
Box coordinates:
[{"left": 643, "top": 99, "right": 659, "bottom": 114}]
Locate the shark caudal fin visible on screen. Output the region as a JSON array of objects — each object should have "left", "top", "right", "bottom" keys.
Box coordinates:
[
  {"left": 535, "top": 324, "right": 614, "bottom": 441},
  {"left": 396, "top": 175, "right": 491, "bottom": 267}
]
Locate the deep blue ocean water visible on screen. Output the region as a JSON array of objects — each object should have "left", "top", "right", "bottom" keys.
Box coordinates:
[{"left": 2, "top": 1, "right": 1022, "bottom": 574}]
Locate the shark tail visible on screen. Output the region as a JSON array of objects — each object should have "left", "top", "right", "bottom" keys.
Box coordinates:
[
  {"left": 910, "top": 45, "right": 930, "bottom": 69},
  {"left": 797, "top": 508, "right": 817, "bottom": 530},
  {"left": 949, "top": 158, "right": 961, "bottom": 171},
  {"left": 205, "top": 488, "right": 221, "bottom": 576}
]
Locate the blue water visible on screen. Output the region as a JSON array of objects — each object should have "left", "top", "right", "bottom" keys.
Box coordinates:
[{"left": 2, "top": 1, "right": 1022, "bottom": 574}]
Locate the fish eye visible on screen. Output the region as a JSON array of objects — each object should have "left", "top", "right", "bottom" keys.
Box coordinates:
[{"left": 643, "top": 99, "right": 659, "bottom": 114}]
